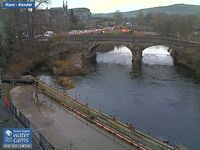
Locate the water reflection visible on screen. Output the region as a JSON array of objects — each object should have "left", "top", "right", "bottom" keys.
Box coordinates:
[
  {"left": 97, "top": 46, "right": 174, "bottom": 66},
  {"left": 97, "top": 46, "right": 174, "bottom": 78},
  {"left": 143, "top": 46, "right": 173, "bottom": 66},
  {"left": 97, "top": 46, "right": 132, "bottom": 67}
]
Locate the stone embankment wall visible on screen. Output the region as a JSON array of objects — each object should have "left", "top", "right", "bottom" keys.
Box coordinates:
[{"left": 171, "top": 47, "right": 200, "bottom": 74}]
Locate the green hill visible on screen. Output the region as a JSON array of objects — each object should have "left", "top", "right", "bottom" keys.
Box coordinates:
[{"left": 93, "top": 4, "right": 200, "bottom": 18}]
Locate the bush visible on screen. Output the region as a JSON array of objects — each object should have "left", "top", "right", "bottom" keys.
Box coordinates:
[
  {"left": 52, "top": 59, "right": 87, "bottom": 76},
  {"left": 56, "top": 76, "right": 75, "bottom": 89}
]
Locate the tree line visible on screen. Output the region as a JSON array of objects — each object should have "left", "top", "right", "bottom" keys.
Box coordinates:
[
  {"left": 0, "top": 9, "right": 16, "bottom": 68},
  {"left": 135, "top": 11, "right": 198, "bottom": 37},
  {"left": 112, "top": 10, "right": 198, "bottom": 38},
  {"left": 0, "top": 0, "right": 50, "bottom": 68}
]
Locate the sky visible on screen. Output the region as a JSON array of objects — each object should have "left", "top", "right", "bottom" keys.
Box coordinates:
[{"left": 50, "top": 0, "right": 200, "bottom": 13}]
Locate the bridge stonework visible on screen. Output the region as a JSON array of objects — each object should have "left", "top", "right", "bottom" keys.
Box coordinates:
[{"left": 50, "top": 34, "right": 200, "bottom": 66}]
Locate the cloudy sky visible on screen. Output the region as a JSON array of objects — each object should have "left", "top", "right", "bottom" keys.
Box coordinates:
[{"left": 50, "top": 0, "right": 200, "bottom": 13}]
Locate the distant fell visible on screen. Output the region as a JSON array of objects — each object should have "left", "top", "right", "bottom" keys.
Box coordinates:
[{"left": 93, "top": 4, "right": 200, "bottom": 18}]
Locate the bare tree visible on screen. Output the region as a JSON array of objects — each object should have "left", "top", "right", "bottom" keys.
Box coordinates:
[{"left": 30, "top": 0, "right": 50, "bottom": 39}]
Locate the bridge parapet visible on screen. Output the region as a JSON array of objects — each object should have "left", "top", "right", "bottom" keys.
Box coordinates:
[
  {"left": 69, "top": 34, "right": 198, "bottom": 48},
  {"left": 50, "top": 34, "right": 200, "bottom": 64}
]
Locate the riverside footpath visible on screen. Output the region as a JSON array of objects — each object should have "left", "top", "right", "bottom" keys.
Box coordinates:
[{"left": 0, "top": 90, "right": 42, "bottom": 150}]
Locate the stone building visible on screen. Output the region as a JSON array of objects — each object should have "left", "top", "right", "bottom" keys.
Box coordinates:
[
  {"left": 35, "top": 1, "right": 69, "bottom": 34},
  {"left": 70, "top": 7, "right": 92, "bottom": 22}
]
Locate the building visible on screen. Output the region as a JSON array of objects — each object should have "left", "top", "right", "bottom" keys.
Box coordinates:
[
  {"left": 70, "top": 8, "right": 91, "bottom": 21},
  {"left": 32, "top": 1, "right": 69, "bottom": 34},
  {"left": 49, "top": 5, "right": 69, "bottom": 33}
]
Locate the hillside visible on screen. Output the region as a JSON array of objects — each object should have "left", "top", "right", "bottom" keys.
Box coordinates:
[{"left": 93, "top": 4, "right": 200, "bottom": 18}]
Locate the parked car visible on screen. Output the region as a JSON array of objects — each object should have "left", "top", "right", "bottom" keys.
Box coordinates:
[
  {"left": 44, "top": 31, "right": 53, "bottom": 37},
  {"left": 21, "top": 32, "right": 29, "bottom": 39}
]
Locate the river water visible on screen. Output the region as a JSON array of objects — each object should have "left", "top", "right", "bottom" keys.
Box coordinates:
[{"left": 39, "top": 46, "right": 200, "bottom": 150}]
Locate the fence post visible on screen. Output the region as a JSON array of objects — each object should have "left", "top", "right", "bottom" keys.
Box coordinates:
[{"left": 0, "top": 68, "right": 3, "bottom": 93}]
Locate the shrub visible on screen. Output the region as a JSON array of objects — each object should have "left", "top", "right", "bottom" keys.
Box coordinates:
[
  {"left": 56, "top": 76, "right": 75, "bottom": 89},
  {"left": 52, "top": 59, "right": 87, "bottom": 76}
]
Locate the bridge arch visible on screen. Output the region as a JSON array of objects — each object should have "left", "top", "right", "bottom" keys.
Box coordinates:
[
  {"left": 87, "top": 42, "right": 143, "bottom": 64},
  {"left": 142, "top": 45, "right": 174, "bottom": 65}
]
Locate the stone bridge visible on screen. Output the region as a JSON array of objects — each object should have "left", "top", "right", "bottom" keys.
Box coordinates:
[{"left": 50, "top": 34, "right": 200, "bottom": 64}]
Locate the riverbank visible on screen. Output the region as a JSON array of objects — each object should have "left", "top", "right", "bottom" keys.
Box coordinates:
[
  {"left": 172, "top": 47, "right": 200, "bottom": 75},
  {"left": 3, "top": 40, "right": 117, "bottom": 90},
  {"left": 4, "top": 41, "right": 49, "bottom": 77},
  {"left": 3, "top": 40, "right": 86, "bottom": 88}
]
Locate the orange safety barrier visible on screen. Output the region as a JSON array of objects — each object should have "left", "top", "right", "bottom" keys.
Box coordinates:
[{"left": 3, "top": 95, "right": 11, "bottom": 109}]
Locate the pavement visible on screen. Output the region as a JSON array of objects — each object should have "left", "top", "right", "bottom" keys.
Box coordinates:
[
  {"left": 10, "top": 85, "right": 136, "bottom": 150},
  {"left": 0, "top": 94, "right": 41, "bottom": 150}
]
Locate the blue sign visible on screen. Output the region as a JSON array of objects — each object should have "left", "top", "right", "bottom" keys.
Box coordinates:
[
  {"left": 3, "top": 128, "right": 32, "bottom": 149},
  {"left": 2, "top": 2, "right": 35, "bottom": 9}
]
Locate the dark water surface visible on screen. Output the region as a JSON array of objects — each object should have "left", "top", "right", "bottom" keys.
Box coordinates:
[{"left": 40, "top": 46, "right": 200, "bottom": 150}]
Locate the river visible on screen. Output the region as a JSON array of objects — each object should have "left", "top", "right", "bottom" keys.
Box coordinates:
[{"left": 39, "top": 46, "right": 200, "bottom": 150}]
